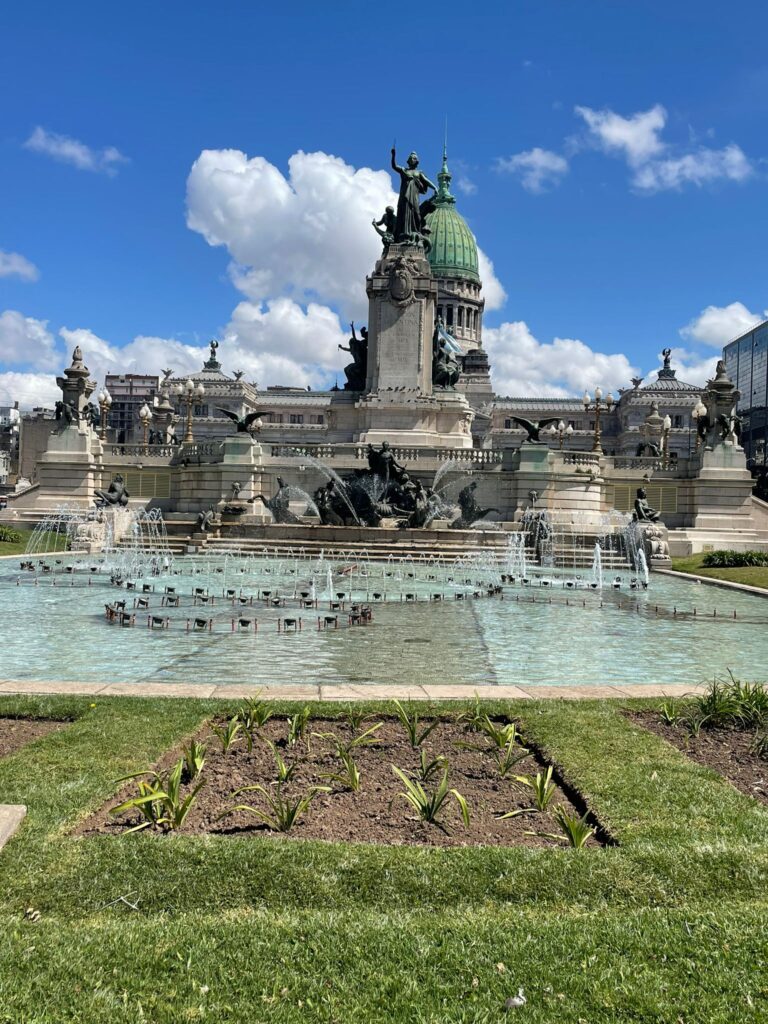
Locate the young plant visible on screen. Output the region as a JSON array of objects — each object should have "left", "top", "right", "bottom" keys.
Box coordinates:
[
  {"left": 181, "top": 739, "right": 207, "bottom": 783},
  {"left": 658, "top": 699, "right": 680, "bottom": 727},
  {"left": 266, "top": 740, "right": 299, "bottom": 783},
  {"left": 347, "top": 722, "right": 383, "bottom": 750},
  {"left": 413, "top": 749, "right": 447, "bottom": 783},
  {"left": 212, "top": 716, "right": 242, "bottom": 754},
  {"left": 344, "top": 707, "right": 369, "bottom": 733},
  {"left": 514, "top": 765, "right": 557, "bottom": 812},
  {"left": 287, "top": 707, "right": 312, "bottom": 746},
  {"left": 749, "top": 732, "right": 768, "bottom": 759},
  {"left": 479, "top": 717, "right": 520, "bottom": 750},
  {"left": 392, "top": 699, "right": 439, "bottom": 748},
  {"left": 237, "top": 695, "right": 274, "bottom": 747},
  {"left": 219, "top": 782, "right": 329, "bottom": 832},
  {"left": 111, "top": 759, "right": 204, "bottom": 833},
  {"left": 392, "top": 765, "right": 469, "bottom": 828},
  {"left": 458, "top": 695, "right": 486, "bottom": 732},
  {"left": 494, "top": 735, "right": 530, "bottom": 779},
  {"left": 552, "top": 806, "right": 594, "bottom": 848},
  {"left": 321, "top": 744, "right": 361, "bottom": 791}
]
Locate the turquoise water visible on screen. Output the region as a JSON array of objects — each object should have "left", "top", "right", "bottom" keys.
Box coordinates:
[{"left": 2, "top": 554, "right": 766, "bottom": 688}]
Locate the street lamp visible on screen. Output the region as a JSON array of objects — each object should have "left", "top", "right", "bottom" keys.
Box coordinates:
[
  {"left": 173, "top": 379, "right": 205, "bottom": 443},
  {"left": 661, "top": 414, "right": 672, "bottom": 467},
  {"left": 692, "top": 399, "right": 708, "bottom": 451},
  {"left": 139, "top": 402, "right": 153, "bottom": 446},
  {"left": 548, "top": 420, "right": 574, "bottom": 450},
  {"left": 97, "top": 388, "right": 112, "bottom": 440},
  {"left": 582, "top": 387, "right": 613, "bottom": 454}
]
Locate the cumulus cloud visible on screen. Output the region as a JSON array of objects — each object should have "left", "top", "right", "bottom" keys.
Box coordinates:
[
  {"left": 485, "top": 320, "right": 637, "bottom": 397},
  {"left": 24, "top": 127, "right": 128, "bottom": 176},
  {"left": 0, "top": 372, "right": 60, "bottom": 410},
  {"left": 574, "top": 104, "right": 753, "bottom": 192},
  {"left": 186, "top": 149, "right": 395, "bottom": 320},
  {"left": 495, "top": 148, "right": 569, "bottom": 193},
  {"left": 0, "top": 250, "right": 39, "bottom": 282},
  {"left": 0, "top": 310, "right": 58, "bottom": 369},
  {"left": 680, "top": 301, "right": 767, "bottom": 347},
  {"left": 477, "top": 251, "right": 506, "bottom": 312}
]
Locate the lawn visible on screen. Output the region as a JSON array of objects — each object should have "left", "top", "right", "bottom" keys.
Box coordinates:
[
  {"left": 0, "top": 693, "right": 767, "bottom": 1022},
  {"left": 671, "top": 552, "right": 768, "bottom": 590}
]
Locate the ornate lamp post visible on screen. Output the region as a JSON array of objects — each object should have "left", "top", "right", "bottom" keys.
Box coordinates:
[
  {"left": 582, "top": 388, "right": 613, "bottom": 454},
  {"left": 661, "top": 414, "right": 672, "bottom": 467},
  {"left": 139, "top": 402, "right": 153, "bottom": 446},
  {"left": 173, "top": 379, "right": 205, "bottom": 443},
  {"left": 97, "top": 387, "right": 112, "bottom": 440},
  {"left": 692, "top": 399, "right": 708, "bottom": 451},
  {"left": 548, "top": 420, "right": 574, "bottom": 450}
]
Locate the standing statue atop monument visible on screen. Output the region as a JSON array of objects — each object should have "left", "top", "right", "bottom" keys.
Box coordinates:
[
  {"left": 372, "top": 206, "right": 397, "bottom": 252},
  {"left": 390, "top": 148, "right": 437, "bottom": 246}
]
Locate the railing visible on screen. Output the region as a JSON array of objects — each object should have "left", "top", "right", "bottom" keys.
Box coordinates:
[
  {"left": 109, "top": 444, "right": 178, "bottom": 458},
  {"left": 613, "top": 456, "right": 679, "bottom": 472},
  {"left": 266, "top": 443, "right": 503, "bottom": 467},
  {"left": 561, "top": 452, "right": 601, "bottom": 468}
]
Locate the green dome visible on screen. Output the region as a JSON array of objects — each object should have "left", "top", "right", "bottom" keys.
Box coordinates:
[{"left": 425, "top": 152, "right": 480, "bottom": 284}]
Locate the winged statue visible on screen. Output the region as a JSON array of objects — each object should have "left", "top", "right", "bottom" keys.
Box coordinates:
[
  {"left": 215, "top": 408, "right": 270, "bottom": 433},
  {"left": 508, "top": 415, "right": 560, "bottom": 443}
]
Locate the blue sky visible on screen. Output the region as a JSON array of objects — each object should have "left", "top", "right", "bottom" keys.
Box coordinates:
[{"left": 2, "top": 0, "right": 767, "bottom": 406}]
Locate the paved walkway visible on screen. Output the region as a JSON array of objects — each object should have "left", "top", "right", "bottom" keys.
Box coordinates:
[{"left": 0, "top": 678, "right": 707, "bottom": 701}]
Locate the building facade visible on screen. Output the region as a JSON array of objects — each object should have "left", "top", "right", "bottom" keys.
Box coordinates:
[
  {"left": 723, "top": 320, "right": 768, "bottom": 464},
  {"left": 105, "top": 374, "right": 159, "bottom": 443}
]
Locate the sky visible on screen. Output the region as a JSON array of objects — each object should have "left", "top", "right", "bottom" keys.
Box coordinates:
[{"left": 2, "top": 0, "right": 768, "bottom": 409}]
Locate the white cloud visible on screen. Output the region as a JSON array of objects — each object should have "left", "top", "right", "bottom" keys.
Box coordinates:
[
  {"left": 24, "top": 127, "right": 127, "bottom": 176},
  {"left": 574, "top": 104, "right": 754, "bottom": 192},
  {"left": 662, "top": 348, "right": 719, "bottom": 387},
  {"left": 0, "top": 250, "right": 39, "bottom": 282},
  {"left": 633, "top": 145, "right": 753, "bottom": 191},
  {"left": 485, "top": 320, "right": 637, "bottom": 397},
  {"left": 477, "top": 251, "right": 506, "bottom": 312},
  {"left": 495, "top": 148, "right": 569, "bottom": 193},
  {"left": 575, "top": 104, "right": 666, "bottom": 165},
  {"left": 0, "top": 310, "right": 58, "bottom": 369},
  {"left": 0, "top": 372, "right": 60, "bottom": 410},
  {"left": 186, "top": 148, "right": 396, "bottom": 320},
  {"left": 680, "top": 301, "right": 767, "bottom": 347},
  {"left": 455, "top": 174, "right": 477, "bottom": 196}
]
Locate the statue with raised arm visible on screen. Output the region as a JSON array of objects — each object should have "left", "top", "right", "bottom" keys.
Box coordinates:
[
  {"left": 450, "top": 481, "right": 499, "bottom": 530},
  {"left": 390, "top": 147, "right": 437, "bottom": 245},
  {"left": 633, "top": 487, "right": 660, "bottom": 523},
  {"left": 372, "top": 206, "right": 396, "bottom": 252},
  {"left": 338, "top": 323, "right": 368, "bottom": 391},
  {"left": 367, "top": 441, "right": 407, "bottom": 483}
]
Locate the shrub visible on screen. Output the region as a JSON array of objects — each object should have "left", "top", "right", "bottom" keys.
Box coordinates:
[
  {"left": 0, "top": 526, "right": 23, "bottom": 544},
  {"left": 702, "top": 549, "right": 768, "bottom": 568}
]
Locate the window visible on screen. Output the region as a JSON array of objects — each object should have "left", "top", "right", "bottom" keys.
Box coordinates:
[
  {"left": 193, "top": 404, "right": 208, "bottom": 416},
  {"left": 673, "top": 415, "right": 682, "bottom": 428},
  {"left": 446, "top": 306, "right": 453, "bottom": 326},
  {"left": 567, "top": 420, "right": 576, "bottom": 429},
  {"left": 290, "top": 414, "right": 304, "bottom": 424},
  {"left": 457, "top": 308, "right": 464, "bottom": 328},
  {"left": 310, "top": 414, "right": 324, "bottom": 425},
  {"left": 266, "top": 413, "right": 283, "bottom": 424},
  {"left": 504, "top": 419, "right": 512, "bottom": 429}
]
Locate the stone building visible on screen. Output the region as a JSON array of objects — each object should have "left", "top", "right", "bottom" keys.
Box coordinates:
[{"left": 104, "top": 374, "right": 159, "bottom": 443}]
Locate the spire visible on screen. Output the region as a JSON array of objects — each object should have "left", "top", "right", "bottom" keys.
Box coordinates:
[{"left": 435, "top": 131, "right": 455, "bottom": 205}]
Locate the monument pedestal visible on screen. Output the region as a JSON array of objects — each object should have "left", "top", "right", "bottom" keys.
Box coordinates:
[{"left": 36, "top": 424, "right": 100, "bottom": 508}]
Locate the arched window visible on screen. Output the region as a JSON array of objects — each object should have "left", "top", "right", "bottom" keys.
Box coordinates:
[{"left": 457, "top": 308, "right": 464, "bottom": 329}]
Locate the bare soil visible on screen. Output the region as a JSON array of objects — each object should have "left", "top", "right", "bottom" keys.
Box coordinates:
[
  {"left": 0, "top": 717, "right": 66, "bottom": 759},
  {"left": 82, "top": 716, "right": 603, "bottom": 848},
  {"left": 628, "top": 711, "right": 768, "bottom": 806}
]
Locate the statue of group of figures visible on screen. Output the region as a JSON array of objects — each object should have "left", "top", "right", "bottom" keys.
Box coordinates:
[
  {"left": 372, "top": 148, "right": 438, "bottom": 252},
  {"left": 309, "top": 443, "right": 497, "bottom": 530}
]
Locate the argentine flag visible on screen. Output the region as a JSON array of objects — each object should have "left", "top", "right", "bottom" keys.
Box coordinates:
[{"left": 438, "top": 323, "right": 462, "bottom": 354}]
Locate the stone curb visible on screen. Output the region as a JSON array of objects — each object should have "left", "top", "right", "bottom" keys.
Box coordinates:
[
  {"left": 657, "top": 567, "right": 768, "bottom": 598},
  {"left": 0, "top": 679, "right": 707, "bottom": 701},
  {"left": 0, "top": 806, "right": 26, "bottom": 852}
]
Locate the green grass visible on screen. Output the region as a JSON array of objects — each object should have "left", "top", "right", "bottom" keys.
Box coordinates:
[
  {"left": 671, "top": 553, "right": 768, "bottom": 590},
  {"left": 0, "top": 527, "right": 68, "bottom": 558},
  {"left": 0, "top": 693, "right": 767, "bottom": 1022}
]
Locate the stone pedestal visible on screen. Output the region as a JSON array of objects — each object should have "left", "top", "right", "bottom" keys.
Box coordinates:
[
  {"left": 357, "top": 243, "right": 473, "bottom": 448},
  {"left": 691, "top": 446, "right": 754, "bottom": 532},
  {"left": 36, "top": 423, "right": 100, "bottom": 508}
]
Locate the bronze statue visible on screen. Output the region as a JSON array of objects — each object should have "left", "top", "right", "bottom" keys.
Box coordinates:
[
  {"left": 314, "top": 482, "right": 346, "bottom": 526},
  {"left": 633, "top": 487, "right": 660, "bottom": 523},
  {"left": 390, "top": 148, "right": 437, "bottom": 245},
  {"left": 367, "top": 441, "right": 407, "bottom": 483},
  {"left": 372, "top": 206, "right": 396, "bottom": 251},
  {"left": 95, "top": 474, "right": 130, "bottom": 508},
  {"left": 508, "top": 415, "right": 560, "bottom": 443},
  {"left": 196, "top": 508, "right": 216, "bottom": 532},
  {"left": 250, "top": 477, "right": 303, "bottom": 524},
  {"left": 215, "top": 408, "right": 265, "bottom": 433},
  {"left": 338, "top": 323, "right": 368, "bottom": 391},
  {"left": 54, "top": 400, "right": 78, "bottom": 427},
  {"left": 450, "top": 482, "right": 499, "bottom": 529}
]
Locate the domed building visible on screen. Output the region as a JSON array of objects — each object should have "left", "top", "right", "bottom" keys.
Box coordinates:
[{"left": 425, "top": 148, "right": 493, "bottom": 405}]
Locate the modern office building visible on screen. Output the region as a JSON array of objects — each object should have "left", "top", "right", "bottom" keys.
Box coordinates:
[
  {"left": 723, "top": 320, "right": 768, "bottom": 464},
  {"left": 104, "top": 374, "right": 160, "bottom": 443}
]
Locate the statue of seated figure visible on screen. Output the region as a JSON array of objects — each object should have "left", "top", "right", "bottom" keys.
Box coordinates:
[
  {"left": 94, "top": 474, "right": 129, "bottom": 507},
  {"left": 633, "top": 487, "right": 660, "bottom": 522}
]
